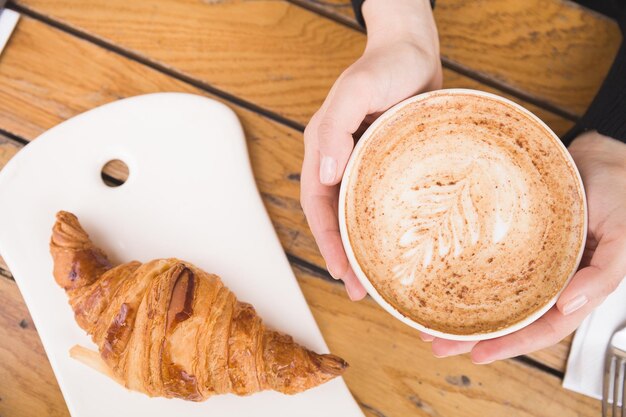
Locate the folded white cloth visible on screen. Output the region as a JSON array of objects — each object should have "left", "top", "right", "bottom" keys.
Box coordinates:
[
  {"left": 0, "top": 8, "right": 19, "bottom": 56},
  {"left": 563, "top": 278, "right": 626, "bottom": 400}
]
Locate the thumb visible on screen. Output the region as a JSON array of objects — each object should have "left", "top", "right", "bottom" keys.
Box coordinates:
[
  {"left": 318, "top": 73, "right": 373, "bottom": 186},
  {"left": 557, "top": 232, "right": 626, "bottom": 316}
]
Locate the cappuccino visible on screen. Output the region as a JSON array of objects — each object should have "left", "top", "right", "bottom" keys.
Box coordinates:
[{"left": 341, "top": 90, "right": 586, "bottom": 337}]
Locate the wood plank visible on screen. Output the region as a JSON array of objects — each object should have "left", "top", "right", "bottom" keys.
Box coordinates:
[
  {"left": 295, "top": 0, "right": 622, "bottom": 116},
  {"left": 0, "top": 16, "right": 574, "bottom": 373},
  {"left": 0, "top": 136, "right": 20, "bottom": 276},
  {"left": 0, "top": 276, "right": 70, "bottom": 417},
  {"left": 12, "top": 0, "right": 575, "bottom": 135},
  {"left": 291, "top": 0, "right": 356, "bottom": 23},
  {"left": 0, "top": 134, "right": 20, "bottom": 169},
  {"left": 0, "top": 269, "right": 599, "bottom": 417},
  {"left": 0, "top": 16, "right": 322, "bottom": 269}
]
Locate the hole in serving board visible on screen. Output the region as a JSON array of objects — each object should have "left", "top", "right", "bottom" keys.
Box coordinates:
[{"left": 101, "top": 159, "right": 129, "bottom": 187}]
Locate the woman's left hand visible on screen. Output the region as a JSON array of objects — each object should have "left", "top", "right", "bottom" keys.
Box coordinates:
[{"left": 422, "top": 131, "right": 626, "bottom": 364}]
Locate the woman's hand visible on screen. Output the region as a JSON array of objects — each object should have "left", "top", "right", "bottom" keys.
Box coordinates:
[
  {"left": 300, "top": 0, "right": 442, "bottom": 299},
  {"left": 422, "top": 131, "right": 626, "bottom": 363}
]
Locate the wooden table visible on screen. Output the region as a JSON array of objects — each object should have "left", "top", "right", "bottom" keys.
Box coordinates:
[{"left": 0, "top": 1, "right": 620, "bottom": 416}]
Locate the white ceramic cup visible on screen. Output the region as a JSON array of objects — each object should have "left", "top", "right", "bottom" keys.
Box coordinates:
[{"left": 338, "top": 89, "right": 588, "bottom": 341}]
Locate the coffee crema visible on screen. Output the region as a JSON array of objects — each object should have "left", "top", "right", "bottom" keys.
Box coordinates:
[{"left": 344, "top": 91, "right": 585, "bottom": 335}]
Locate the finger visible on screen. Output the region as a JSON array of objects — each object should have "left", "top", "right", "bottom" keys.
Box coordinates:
[
  {"left": 431, "top": 338, "right": 477, "bottom": 358},
  {"left": 317, "top": 72, "right": 373, "bottom": 185},
  {"left": 470, "top": 301, "right": 595, "bottom": 364},
  {"left": 301, "top": 179, "right": 349, "bottom": 280},
  {"left": 301, "top": 117, "right": 351, "bottom": 280},
  {"left": 342, "top": 268, "right": 367, "bottom": 301},
  {"left": 557, "top": 232, "right": 626, "bottom": 316}
]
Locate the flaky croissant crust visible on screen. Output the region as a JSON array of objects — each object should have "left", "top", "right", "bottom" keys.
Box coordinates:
[{"left": 50, "top": 211, "right": 347, "bottom": 400}]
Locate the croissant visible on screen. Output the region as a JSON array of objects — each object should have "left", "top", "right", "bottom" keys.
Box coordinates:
[{"left": 50, "top": 211, "right": 347, "bottom": 400}]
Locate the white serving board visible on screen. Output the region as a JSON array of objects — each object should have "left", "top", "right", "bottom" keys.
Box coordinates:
[{"left": 0, "top": 93, "right": 363, "bottom": 417}]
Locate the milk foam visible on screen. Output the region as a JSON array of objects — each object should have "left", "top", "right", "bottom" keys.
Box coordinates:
[
  {"left": 345, "top": 92, "right": 585, "bottom": 335},
  {"left": 390, "top": 150, "right": 528, "bottom": 286}
]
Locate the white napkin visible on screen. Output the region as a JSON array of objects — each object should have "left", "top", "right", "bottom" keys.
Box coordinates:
[
  {"left": 563, "top": 278, "right": 626, "bottom": 399},
  {"left": 0, "top": 8, "right": 19, "bottom": 56}
]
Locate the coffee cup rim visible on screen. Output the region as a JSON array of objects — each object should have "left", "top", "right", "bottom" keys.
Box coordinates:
[{"left": 338, "top": 88, "right": 588, "bottom": 341}]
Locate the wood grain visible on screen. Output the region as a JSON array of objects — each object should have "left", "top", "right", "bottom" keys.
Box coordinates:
[
  {"left": 291, "top": 0, "right": 356, "bottom": 23},
  {"left": 296, "top": 0, "right": 622, "bottom": 116},
  {"left": 0, "top": 269, "right": 598, "bottom": 417},
  {"left": 0, "top": 16, "right": 575, "bottom": 374},
  {"left": 13, "top": 0, "right": 576, "bottom": 132},
  {"left": 0, "top": 136, "right": 20, "bottom": 276},
  {"left": 0, "top": 137, "right": 20, "bottom": 168},
  {"left": 0, "top": 276, "right": 70, "bottom": 417}
]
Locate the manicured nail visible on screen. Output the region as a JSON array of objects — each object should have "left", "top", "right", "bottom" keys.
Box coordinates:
[
  {"left": 431, "top": 346, "right": 449, "bottom": 358},
  {"left": 326, "top": 264, "right": 341, "bottom": 280},
  {"left": 419, "top": 333, "right": 435, "bottom": 342},
  {"left": 346, "top": 284, "right": 359, "bottom": 301},
  {"left": 345, "top": 281, "right": 366, "bottom": 301},
  {"left": 562, "top": 295, "right": 588, "bottom": 315},
  {"left": 473, "top": 359, "right": 495, "bottom": 365},
  {"left": 319, "top": 156, "right": 337, "bottom": 184}
]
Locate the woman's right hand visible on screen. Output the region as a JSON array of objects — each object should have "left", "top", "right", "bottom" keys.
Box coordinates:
[{"left": 300, "top": 0, "right": 442, "bottom": 300}]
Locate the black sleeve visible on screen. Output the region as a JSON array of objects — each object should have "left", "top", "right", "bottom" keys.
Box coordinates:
[
  {"left": 351, "top": 0, "right": 366, "bottom": 27},
  {"left": 562, "top": 1, "right": 626, "bottom": 145},
  {"left": 351, "top": 0, "right": 435, "bottom": 28},
  {"left": 562, "top": 40, "right": 626, "bottom": 145}
]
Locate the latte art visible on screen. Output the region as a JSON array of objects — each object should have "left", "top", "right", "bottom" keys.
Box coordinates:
[
  {"left": 393, "top": 152, "right": 529, "bottom": 286},
  {"left": 343, "top": 91, "right": 585, "bottom": 336}
]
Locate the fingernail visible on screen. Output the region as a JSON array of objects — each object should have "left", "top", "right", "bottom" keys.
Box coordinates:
[
  {"left": 419, "top": 333, "right": 435, "bottom": 342},
  {"left": 562, "top": 294, "right": 588, "bottom": 315},
  {"left": 346, "top": 282, "right": 366, "bottom": 301},
  {"left": 473, "top": 359, "right": 495, "bottom": 365},
  {"left": 346, "top": 284, "right": 359, "bottom": 301},
  {"left": 431, "top": 346, "right": 448, "bottom": 358},
  {"left": 326, "top": 265, "right": 341, "bottom": 280},
  {"left": 319, "top": 156, "right": 337, "bottom": 184}
]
